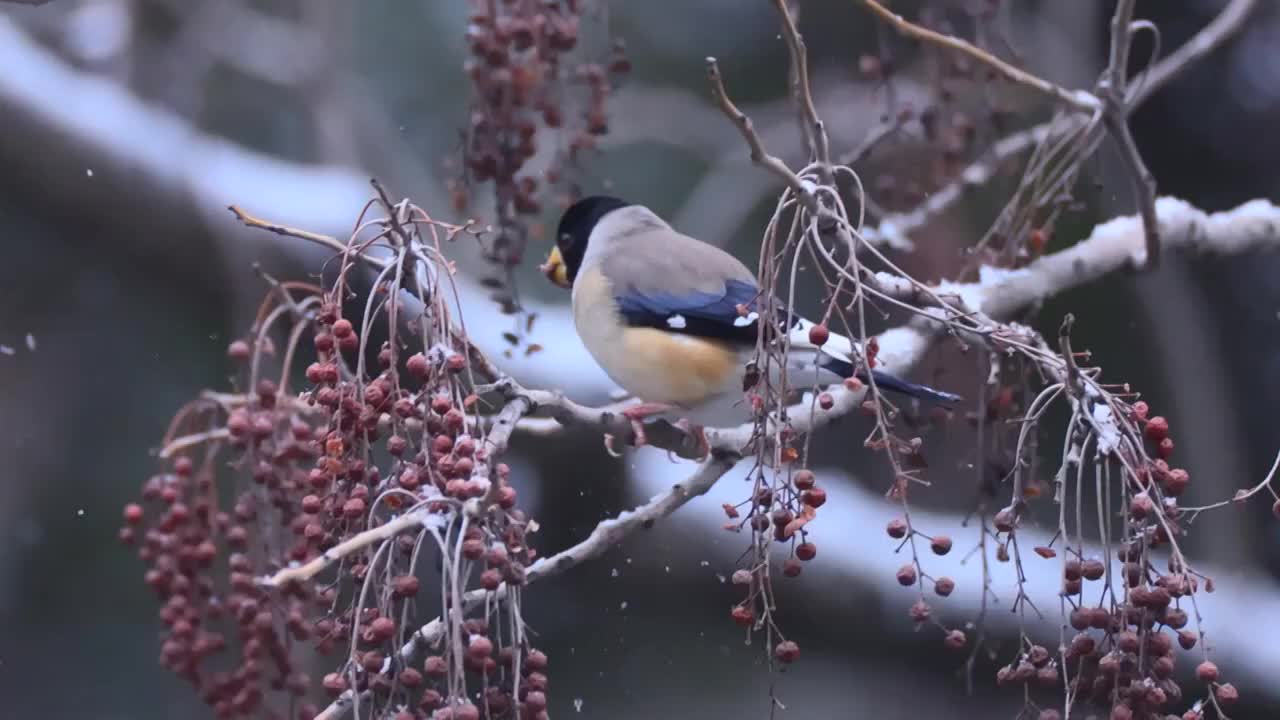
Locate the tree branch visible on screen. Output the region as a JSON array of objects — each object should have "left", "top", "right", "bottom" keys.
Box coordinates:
[
  {"left": 705, "top": 56, "right": 815, "bottom": 209},
  {"left": 315, "top": 454, "right": 739, "bottom": 720},
  {"left": 856, "top": 0, "right": 1102, "bottom": 114}
]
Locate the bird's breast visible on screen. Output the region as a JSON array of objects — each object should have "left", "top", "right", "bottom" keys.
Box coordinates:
[{"left": 572, "top": 267, "right": 741, "bottom": 407}]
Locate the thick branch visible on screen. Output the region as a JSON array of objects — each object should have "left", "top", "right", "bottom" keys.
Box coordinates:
[{"left": 975, "top": 197, "right": 1280, "bottom": 319}]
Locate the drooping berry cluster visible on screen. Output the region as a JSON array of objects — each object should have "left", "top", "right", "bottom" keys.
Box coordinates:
[
  {"left": 453, "top": 0, "right": 630, "bottom": 288},
  {"left": 126, "top": 204, "right": 556, "bottom": 719}
]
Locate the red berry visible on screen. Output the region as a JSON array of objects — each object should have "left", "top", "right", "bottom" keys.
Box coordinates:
[
  {"left": 935, "top": 577, "right": 955, "bottom": 596},
  {"left": 1158, "top": 437, "right": 1175, "bottom": 459},
  {"left": 944, "top": 629, "right": 966, "bottom": 650},
  {"left": 1131, "top": 400, "right": 1149, "bottom": 421},
  {"left": 886, "top": 517, "right": 908, "bottom": 538},
  {"left": 1167, "top": 466, "right": 1192, "bottom": 491},
  {"left": 369, "top": 617, "right": 396, "bottom": 642},
  {"left": 896, "top": 563, "right": 917, "bottom": 586},
  {"left": 1177, "top": 627, "right": 1198, "bottom": 650},
  {"left": 398, "top": 668, "right": 423, "bottom": 688},
  {"left": 807, "top": 323, "right": 829, "bottom": 346},
  {"left": 994, "top": 507, "right": 1017, "bottom": 532},
  {"left": 909, "top": 599, "right": 931, "bottom": 622},
  {"left": 393, "top": 575, "right": 420, "bottom": 598},
  {"left": 801, "top": 487, "right": 827, "bottom": 508},
  {"left": 1195, "top": 660, "right": 1219, "bottom": 682},
  {"left": 1130, "top": 493, "right": 1154, "bottom": 519},
  {"left": 342, "top": 498, "right": 366, "bottom": 519},
  {"left": 731, "top": 605, "right": 754, "bottom": 626},
  {"left": 774, "top": 640, "right": 800, "bottom": 663},
  {"left": 466, "top": 634, "right": 493, "bottom": 662},
  {"left": 123, "top": 503, "right": 144, "bottom": 525},
  {"left": 227, "top": 340, "right": 251, "bottom": 361},
  {"left": 423, "top": 655, "right": 447, "bottom": 677},
  {"left": 407, "top": 353, "right": 429, "bottom": 379},
  {"left": 930, "top": 536, "right": 952, "bottom": 555},
  {"left": 1069, "top": 608, "right": 1091, "bottom": 630},
  {"left": 496, "top": 485, "right": 517, "bottom": 509},
  {"left": 524, "top": 649, "right": 548, "bottom": 672},
  {"left": 795, "top": 542, "right": 817, "bottom": 561},
  {"left": 1144, "top": 416, "right": 1169, "bottom": 443},
  {"left": 793, "top": 470, "right": 815, "bottom": 490},
  {"left": 332, "top": 319, "right": 354, "bottom": 339},
  {"left": 305, "top": 363, "right": 325, "bottom": 385}
]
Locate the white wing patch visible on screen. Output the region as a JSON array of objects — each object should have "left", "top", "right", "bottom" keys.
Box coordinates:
[
  {"left": 666, "top": 314, "right": 687, "bottom": 329},
  {"left": 733, "top": 311, "right": 759, "bottom": 328}
]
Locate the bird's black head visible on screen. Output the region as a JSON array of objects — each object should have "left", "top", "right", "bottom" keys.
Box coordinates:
[{"left": 553, "top": 195, "right": 629, "bottom": 283}]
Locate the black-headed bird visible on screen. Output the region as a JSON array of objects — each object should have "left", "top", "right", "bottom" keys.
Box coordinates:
[{"left": 540, "top": 195, "right": 960, "bottom": 456}]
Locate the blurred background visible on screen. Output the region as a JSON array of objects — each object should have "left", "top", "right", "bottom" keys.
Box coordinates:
[{"left": 1, "top": 0, "right": 1279, "bottom": 718}]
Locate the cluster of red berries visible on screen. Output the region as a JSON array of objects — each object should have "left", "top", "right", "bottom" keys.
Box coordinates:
[
  {"left": 125, "top": 289, "right": 545, "bottom": 718},
  {"left": 1002, "top": 399, "right": 1229, "bottom": 718},
  {"left": 720, "top": 467, "right": 834, "bottom": 665},
  {"left": 124, "top": 374, "right": 329, "bottom": 718},
  {"left": 453, "top": 0, "right": 630, "bottom": 272}
]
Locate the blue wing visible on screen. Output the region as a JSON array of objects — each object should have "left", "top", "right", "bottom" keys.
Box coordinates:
[
  {"left": 615, "top": 279, "right": 962, "bottom": 406},
  {"left": 614, "top": 278, "right": 765, "bottom": 344}
]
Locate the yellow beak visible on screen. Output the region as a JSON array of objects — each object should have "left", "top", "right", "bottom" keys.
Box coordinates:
[{"left": 540, "top": 246, "right": 572, "bottom": 289}]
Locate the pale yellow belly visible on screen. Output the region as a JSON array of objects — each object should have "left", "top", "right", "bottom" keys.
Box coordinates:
[{"left": 572, "top": 270, "right": 740, "bottom": 408}]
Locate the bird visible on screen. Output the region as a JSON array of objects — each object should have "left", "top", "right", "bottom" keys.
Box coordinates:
[{"left": 539, "top": 195, "right": 961, "bottom": 457}]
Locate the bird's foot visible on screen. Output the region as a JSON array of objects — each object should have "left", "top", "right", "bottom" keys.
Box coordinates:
[
  {"left": 673, "top": 418, "right": 711, "bottom": 461},
  {"left": 603, "top": 402, "right": 676, "bottom": 456}
]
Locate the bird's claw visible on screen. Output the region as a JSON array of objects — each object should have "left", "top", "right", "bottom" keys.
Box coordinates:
[
  {"left": 602, "top": 417, "right": 651, "bottom": 458},
  {"left": 603, "top": 433, "right": 623, "bottom": 458},
  {"left": 674, "top": 418, "right": 711, "bottom": 461}
]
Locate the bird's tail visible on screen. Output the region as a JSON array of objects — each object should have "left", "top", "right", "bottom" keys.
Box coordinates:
[{"left": 784, "top": 318, "right": 962, "bottom": 406}]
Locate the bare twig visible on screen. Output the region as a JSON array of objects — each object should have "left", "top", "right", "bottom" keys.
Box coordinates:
[
  {"left": 1129, "top": 0, "right": 1258, "bottom": 107},
  {"left": 862, "top": 118, "right": 1078, "bottom": 250},
  {"left": 229, "top": 204, "right": 367, "bottom": 260},
  {"left": 861, "top": 0, "right": 1255, "bottom": 252},
  {"left": 1182, "top": 447, "right": 1280, "bottom": 519},
  {"left": 856, "top": 0, "right": 1101, "bottom": 113},
  {"left": 705, "top": 56, "right": 816, "bottom": 210},
  {"left": 1097, "top": 0, "right": 1161, "bottom": 267},
  {"left": 770, "top": 0, "right": 831, "bottom": 170}
]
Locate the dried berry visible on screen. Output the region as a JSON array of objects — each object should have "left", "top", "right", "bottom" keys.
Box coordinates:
[
  {"left": 1195, "top": 660, "right": 1218, "bottom": 682},
  {"left": 801, "top": 487, "right": 827, "bottom": 508},
  {"left": 807, "top": 323, "right": 829, "bottom": 347},
  {"left": 774, "top": 640, "right": 800, "bottom": 663},
  {"left": 1144, "top": 416, "right": 1169, "bottom": 443},
  {"left": 930, "top": 535, "right": 952, "bottom": 555},
  {"left": 886, "top": 517, "right": 908, "bottom": 538},
  {"left": 934, "top": 577, "right": 955, "bottom": 597},
  {"left": 908, "top": 600, "right": 931, "bottom": 622},
  {"left": 896, "top": 563, "right": 917, "bottom": 586}
]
